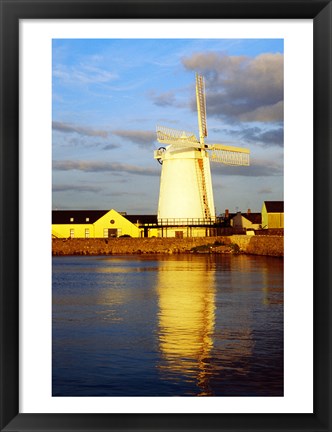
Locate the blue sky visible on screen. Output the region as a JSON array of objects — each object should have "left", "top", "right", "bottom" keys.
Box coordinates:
[{"left": 52, "top": 38, "right": 283, "bottom": 214}]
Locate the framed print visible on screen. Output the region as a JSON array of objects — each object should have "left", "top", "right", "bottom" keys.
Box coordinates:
[{"left": 1, "top": 0, "right": 331, "bottom": 431}]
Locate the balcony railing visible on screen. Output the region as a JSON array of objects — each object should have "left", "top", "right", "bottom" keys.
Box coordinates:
[{"left": 136, "top": 217, "right": 226, "bottom": 227}]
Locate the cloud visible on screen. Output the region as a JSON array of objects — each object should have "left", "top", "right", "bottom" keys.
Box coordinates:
[
  {"left": 53, "top": 132, "right": 120, "bottom": 151},
  {"left": 104, "top": 190, "right": 147, "bottom": 197},
  {"left": 182, "top": 52, "right": 283, "bottom": 123},
  {"left": 53, "top": 160, "right": 160, "bottom": 176},
  {"left": 53, "top": 184, "right": 102, "bottom": 193},
  {"left": 112, "top": 130, "right": 156, "bottom": 147},
  {"left": 239, "top": 101, "right": 284, "bottom": 123},
  {"left": 148, "top": 90, "right": 176, "bottom": 107},
  {"left": 258, "top": 187, "right": 273, "bottom": 194},
  {"left": 226, "top": 126, "right": 284, "bottom": 147},
  {"left": 103, "top": 143, "right": 120, "bottom": 151},
  {"left": 53, "top": 121, "right": 108, "bottom": 138},
  {"left": 53, "top": 64, "right": 117, "bottom": 85},
  {"left": 55, "top": 138, "right": 119, "bottom": 151}
]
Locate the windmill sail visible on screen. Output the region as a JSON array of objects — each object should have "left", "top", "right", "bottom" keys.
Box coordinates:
[
  {"left": 207, "top": 144, "right": 250, "bottom": 166},
  {"left": 196, "top": 74, "right": 207, "bottom": 143},
  {"left": 156, "top": 125, "right": 199, "bottom": 147}
]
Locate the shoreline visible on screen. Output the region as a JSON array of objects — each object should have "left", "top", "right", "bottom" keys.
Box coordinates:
[{"left": 52, "top": 235, "right": 283, "bottom": 257}]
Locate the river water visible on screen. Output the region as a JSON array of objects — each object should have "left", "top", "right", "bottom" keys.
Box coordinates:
[{"left": 52, "top": 254, "right": 283, "bottom": 397}]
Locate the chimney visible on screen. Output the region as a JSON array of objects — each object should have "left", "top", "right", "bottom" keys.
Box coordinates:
[
  {"left": 247, "top": 208, "right": 251, "bottom": 214},
  {"left": 225, "top": 209, "right": 229, "bottom": 218}
]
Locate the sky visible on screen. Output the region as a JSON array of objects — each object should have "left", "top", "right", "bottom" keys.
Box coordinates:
[{"left": 52, "top": 38, "right": 284, "bottom": 214}]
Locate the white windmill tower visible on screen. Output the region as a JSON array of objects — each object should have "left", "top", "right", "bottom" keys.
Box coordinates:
[{"left": 154, "top": 74, "right": 250, "bottom": 226}]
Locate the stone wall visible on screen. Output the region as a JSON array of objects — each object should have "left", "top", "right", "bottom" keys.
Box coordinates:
[
  {"left": 255, "top": 229, "right": 284, "bottom": 236},
  {"left": 231, "top": 235, "right": 283, "bottom": 256},
  {"left": 52, "top": 235, "right": 283, "bottom": 257}
]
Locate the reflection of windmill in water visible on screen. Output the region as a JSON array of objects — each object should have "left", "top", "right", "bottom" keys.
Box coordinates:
[
  {"left": 156, "top": 257, "right": 216, "bottom": 396},
  {"left": 154, "top": 74, "right": 250, "bottom": 227}
]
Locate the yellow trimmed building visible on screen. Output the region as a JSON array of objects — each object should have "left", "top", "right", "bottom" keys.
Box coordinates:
[
  {"left": 261, "top": 201, "right": 284, "bottom": 229},
  {"left": 52, "top": 209, "right": 158, "bottom": 238},
  {"left": 231, "top": 210, "right": 262, "bottom": 232}
]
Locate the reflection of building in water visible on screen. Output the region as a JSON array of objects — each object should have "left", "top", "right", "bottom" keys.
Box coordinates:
[
  {"left": 209, "top": 255, "right": 283, "bottom": 393},
  {"left": 227, "top": 255, "right": 283, "bottom": 306},
  {"left": 260, "top": 258, "right": 284, "bottom": 306},
  {"left": 217, "top": 256, "right": 258, "bottom": 363},
  {"left": 157, "top": 258, "right": 216, "bottom": 395}
]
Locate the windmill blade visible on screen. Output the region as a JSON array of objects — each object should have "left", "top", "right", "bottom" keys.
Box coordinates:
[
  {"left": 207, "top": 143, "right": 250, "bottom": 166},
  {"left": 209, "top": 149, "right": 250, "bottom": 166},
  {"left": 156, "top": 125, "right": 200, "bottom": 146},
  {"left": 196, "top": 74, "right": 208, "bottom": 143},
  {"left": 208, "top": 143, "right": 250, "bottom": 153}
]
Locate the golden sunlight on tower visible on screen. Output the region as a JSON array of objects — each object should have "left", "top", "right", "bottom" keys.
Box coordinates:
[{"left": 154, "top": 74, "right": 250, "bottom": 229}]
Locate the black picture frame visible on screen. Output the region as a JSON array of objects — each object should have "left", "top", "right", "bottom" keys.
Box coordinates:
[{"left": 1, "top": 1, "right": 331, "bottom": 431}]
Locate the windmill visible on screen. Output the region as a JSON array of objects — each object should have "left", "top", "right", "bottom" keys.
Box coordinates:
[{"left": 154, "top": 74, "right": 250, "bottom": 225}]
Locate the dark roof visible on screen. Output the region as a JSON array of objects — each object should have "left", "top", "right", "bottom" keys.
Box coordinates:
[
  {"left": 264, "top": 201, "right": 284, "bottom": 213},
  {"left": 125, "top": 215, "right": 158, "bottom": 225},
  {"left": 223, "top": 212, "right": 236, "bottom": 219},
  {"left": 52, "top": 210, "right": 109, "bottom": 224},
  {"left": 52, "top": 210, "right": 158, "bottom": 225},
  {"left": 243, "top": 213, "right": 262, "bottom": 224}
]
